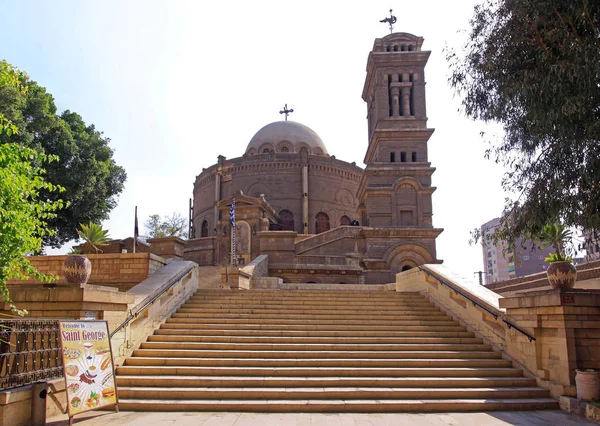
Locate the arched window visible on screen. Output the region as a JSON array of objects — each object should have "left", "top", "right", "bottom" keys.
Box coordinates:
[
  {"left": 263, "top": 148, "right": 270, "bottom": 154},
  {"left": 200, "top": 220, "right": 208, "bottom": 238},
  {"left": 315, "top": 212, "right": 330, "bottom": 234},
  {"left": 280, "top": 209, "right": 295, "bottom": 231},
  {"left": 281, "top": 146, "right": 289, "bottom": 153},
  {"left": 340, "top": 215, "right": 351, "bottom": 226},
  {"left": 401, "top": 265, "right": 412, "bottom": 272}
]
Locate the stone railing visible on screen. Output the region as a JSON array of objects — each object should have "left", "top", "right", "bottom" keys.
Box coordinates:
[
  {"left": 485, "top": 260, "right": 600, "bottom": 296},
  {"left": 7, "top": 253, "right": 167, "bottom": 292},
  {"left": 110, "top": 260, "right": 199, "bottom": 365},
  {"left": 294, "top": 255, "right": 360, "bottom": 267},
  {"left": 294, "top": 226, "right": 362, "bottom": 255},
  {"left": 396, "top": 264, "right": 600, "bottom": 398},
  {"left": 238, "top": 255, "right": 281, "bottom": 289}
]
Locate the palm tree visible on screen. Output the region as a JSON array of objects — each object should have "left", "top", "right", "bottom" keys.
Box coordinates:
[
  {"left": 538, "top": 222, "right": 572, "bottom": 262},
  {"left": 77, "top": 222, "right": 110, "bottom": 254}
]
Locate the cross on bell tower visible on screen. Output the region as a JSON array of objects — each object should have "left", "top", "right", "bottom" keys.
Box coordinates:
[
  {"left": 379, "top": 9, "right": 397, "bottom": 34},
  {"left": 279, "top": 104, "right": 294, "bottom": 121}
]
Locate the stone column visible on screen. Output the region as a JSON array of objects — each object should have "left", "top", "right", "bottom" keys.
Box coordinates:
[
  {"left": 391, "top": 74, "right": 400, "bottom": 117},
  {"left": 302, "top": 164, "right": 309, "bottom": 234},
  {"left": 213, "top": 172, "right": 221, "bottom": 233},
  {"left": 402, "top": 73, "right": 411, "bottom": 117}
]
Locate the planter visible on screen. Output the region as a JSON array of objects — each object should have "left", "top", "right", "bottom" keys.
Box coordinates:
[
  {"left": 546, "top": 261, "right": 577, "bottom": 290},
  {"left": 576, "top": 369, "right": 600, "bottom": 401},
  {"left": 63, "top": 254, "right": 92, "bottom": 286}
]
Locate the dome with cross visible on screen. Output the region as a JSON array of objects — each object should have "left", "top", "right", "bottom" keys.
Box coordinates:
[{"left": 245, "top": 121, "right": 329, "bottom": 156}]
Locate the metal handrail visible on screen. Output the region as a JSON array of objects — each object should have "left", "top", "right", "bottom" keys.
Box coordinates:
[
  {"left": 109, "top": 264, "right": 196, "bottom": 338},
  {"left": 417, "top": 266, "right": 536, "bottom": 342}
]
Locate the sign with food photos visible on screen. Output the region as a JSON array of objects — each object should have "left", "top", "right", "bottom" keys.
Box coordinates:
[{"left": 59, "top": 320, "right": 118, "bottom": 417}]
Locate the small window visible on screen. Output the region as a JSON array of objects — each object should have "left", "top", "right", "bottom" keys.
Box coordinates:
[
  {"left": 263, "top": 148, "right": 270, "bottom": 154},
  {"left": 400, "top": 152, "right": 407, "bottom": 162},
  {"left": 281, "top": 146, "right": 289, "bottom": 153},
  {"left": 390, "top": 152, "right": 395, "bottom": 163},
  {"left": 411, "top": 152, "right": 417, "bottom": 162}
]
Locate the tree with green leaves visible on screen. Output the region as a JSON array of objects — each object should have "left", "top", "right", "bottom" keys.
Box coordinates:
[
  {"left": 0, "top": 61, "right": 66, "bottom": 313},
  {"left": 448, "top": 0, "right": 600, "bottom": 246},
  {"left": 144, "top": 213, "right": 188, "bottom": 239},
  {"left": 0, "top": 63, "right": 126, "bottom": 248}
]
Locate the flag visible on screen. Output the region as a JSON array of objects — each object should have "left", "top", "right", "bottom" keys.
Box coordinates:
[
  {"left": 134, "top": 206, "right": 139, "bottom": 253},
  {"left": 229, "top": 198, "right": 235, "bottom": 227}
]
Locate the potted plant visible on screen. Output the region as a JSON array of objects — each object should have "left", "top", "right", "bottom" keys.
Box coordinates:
[
  {"left": 538, "top": 222, "right": 577, "bottom": 290},
  {"left": 63, "top": 222, "right": 110, "bottom": 286}
]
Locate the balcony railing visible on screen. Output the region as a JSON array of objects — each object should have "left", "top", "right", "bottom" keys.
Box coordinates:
[{"left": 0, "top": 319, "right": 63, "bottom": 390}]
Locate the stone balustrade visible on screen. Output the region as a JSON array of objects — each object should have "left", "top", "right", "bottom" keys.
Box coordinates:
[{"left": 396, "top": 264, "right": 600, "bottom": 398}]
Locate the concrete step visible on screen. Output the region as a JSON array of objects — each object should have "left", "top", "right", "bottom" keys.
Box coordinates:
[
  {"left": 133, "top": 348, "right": 501, "bottom": 360},
  {"left": 146, "top": 336, "right": 485, "bottom": 346},
  {"left": 177, "top": 307, "right": 445, "bottom": 316},
  {"left": 165, "top": 317, "right": 462, "bottom": 326},
  {"left": 138, "top": 342, "right": 494, "bottom": 352},
  {"left": 171, "top": 311, "right": 453, "bottom": 320},
  {"left": 116, "top": 288, "right": 554, "bottom": 413},
  {"left": 116, "top": 375, "right": 537, "bottom": 388},
  {"left": 155, "top": 327, "right": 475, "bottom": 337},
  {"left": 115, "top": 366, "right": 526, "bottom": 378},
  {"left": 117, "top": 386, "right": 550, "bottom": 400},
  {"left": 123, "top": 356, "right": 513, "bottom": 368},
  {"left": 185, "top": 299, "right": 434, "bottom": 308},
  {"left": 161, "top": 322, "right": 469, "bottom": 332},
  {"left": 192, "top": 289, "right": 420, "bottom": 297},
  {"left": 117, "top": 398, "right": 558, "bottom": 412}
]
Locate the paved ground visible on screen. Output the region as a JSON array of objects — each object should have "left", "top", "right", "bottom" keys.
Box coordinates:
[{"left": 46, "top": 410, "right": 595, "bottom": 425}]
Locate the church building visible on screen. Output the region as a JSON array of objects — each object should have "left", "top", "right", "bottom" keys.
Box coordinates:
[{"left": 184, "top": 32, "right": 443, "bottom": 284}]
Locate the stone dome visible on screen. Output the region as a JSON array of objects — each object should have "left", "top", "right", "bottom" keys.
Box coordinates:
[{"left": 246, "top": 121, "right": 328, "bottom": 155}]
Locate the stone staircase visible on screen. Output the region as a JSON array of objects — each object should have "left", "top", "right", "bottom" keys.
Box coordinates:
[{"left": 116, "top": 289, "right": 557, "bottom": 412}]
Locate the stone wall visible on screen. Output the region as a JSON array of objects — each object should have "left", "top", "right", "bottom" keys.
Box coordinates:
[
  {"left": 192, "top": 152, "right": 363, "bottom": 237},
  {"left": 183, "top": 237, "right": 216, "bottom": 265},
  {"left": 7, "top": 253, "right": 167, "bottom": 292},
  {"left": 238, "top": 255, "right": 270, "bottom": 289}
]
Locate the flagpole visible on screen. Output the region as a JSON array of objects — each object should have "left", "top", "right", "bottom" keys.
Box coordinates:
[
  {"left": 230, "top": 197, "right": 237, "bottom": 267},
  {"left": 134, "top": 206, "right": 138, "bottom": 253}
]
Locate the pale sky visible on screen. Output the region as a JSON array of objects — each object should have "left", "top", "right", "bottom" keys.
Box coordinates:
[{"left": 1, "top": 0, "right": 508, "bottom": 280}]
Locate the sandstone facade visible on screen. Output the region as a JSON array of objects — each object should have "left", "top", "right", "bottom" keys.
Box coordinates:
[{"left": 186, "top": 32, "right": 443, "bottom": 283}]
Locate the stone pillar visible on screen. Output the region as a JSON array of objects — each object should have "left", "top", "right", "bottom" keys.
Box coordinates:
[
  {"left": 411, "top": 72, "right": 424, "bottom": 118},
  {"left": 214, "top": 173, "right": 221, "bottom": 226},
  {"left": 391, "top": 74, "right": 400, "bottom": 117},
  {"left": 302, "top": 164, "right": 309, "bottom": 234},
  {"left": 499, "top": 289, "right": 600, "bottom": 397},
  {"left": 402, "top": 73, "right": 411, "bottom": 117}
]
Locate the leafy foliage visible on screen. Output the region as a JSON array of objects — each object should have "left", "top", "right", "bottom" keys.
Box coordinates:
[
  {"left": 0, "top": 67, "right": 126, "bottom": 248},
  {"left": 537, "top": 222, "right": 573, "bottom": 262},
  {"left": 0, "top": 143, "right": 66, "bottom": 313},
  {"left": 448, "top": 0, "right": 600, "bottom": 243},
  {"left": 144, "top": 213, "right": 188, "bottom": 239},
  {"left": 0, "top": 61, "right": 67, "bottom": 314},
  {"left": 76, "top": 222, "right": 110, "bottom": 254}
]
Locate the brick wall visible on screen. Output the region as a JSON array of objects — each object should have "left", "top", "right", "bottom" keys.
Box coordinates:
[{"left": 7, "top": 253, "right": 167, "bottom": 291}]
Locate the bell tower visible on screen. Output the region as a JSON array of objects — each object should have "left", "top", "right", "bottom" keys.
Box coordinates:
[{"left": 357, "top": 32, "right": 441, "bottom": 258}]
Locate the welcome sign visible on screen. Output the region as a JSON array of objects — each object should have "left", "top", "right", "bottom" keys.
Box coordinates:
[{"left": 59, "top": 320, "right": 118, "bottom": 421}]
